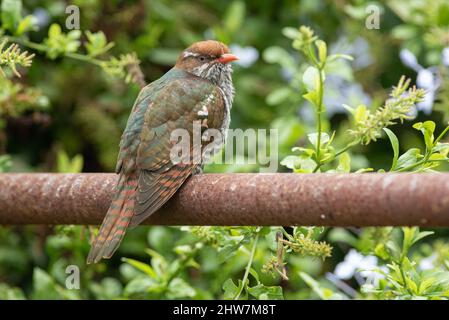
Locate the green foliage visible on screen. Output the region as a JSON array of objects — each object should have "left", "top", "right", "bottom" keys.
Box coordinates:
[
  {"left": 56, "top": 150, "right": 83, "bottom": 173},
  {"left": 361, "top": 228, "right": 449, "bottom": 299},
  {"left": 0, "top": 0, "right": 449, "bottom": 301},
  {"left": 0, "top": 154, "right": 11, "bottom": 171},
  {"left": 381, "top": 120, "right": 449, "bottom": 172},
  {"left": 0, "top": 40, "right": 34, "bottom": 76},
  {"left": 44, "top": 24, "right": 81, "bottom": 59},
  {"left": 122, "top": 246, "right": 200, "bottom": 299},
  {"left": 348, "top": 77, "right": 425, "bottom": 145}
]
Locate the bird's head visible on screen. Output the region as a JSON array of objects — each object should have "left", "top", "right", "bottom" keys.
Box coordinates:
[{"left": 175, "top": 40, "right": 238, "bottom": 86}]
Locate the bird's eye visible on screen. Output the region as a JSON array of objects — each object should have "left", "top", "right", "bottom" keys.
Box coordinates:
[{"left": 199, "top": 56, "right": 206, "bottom": 62}]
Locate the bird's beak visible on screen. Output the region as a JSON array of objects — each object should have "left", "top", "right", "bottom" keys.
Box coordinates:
[{"left": 217, "top": 53, "right": 239, "bottom": 64}]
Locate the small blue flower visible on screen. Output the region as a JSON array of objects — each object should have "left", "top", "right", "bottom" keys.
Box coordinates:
[
  {"left": 33, "top": 8, "right": 50, "bottom": 28},
  {"left": 400, "top": 49, "right": 441, "bottom": 115},
  {"left": 229, "top": 44, "right": 259, "bottom": 68},
  {"left": 400, "top": 49, "right": 421, "bottom": 72}
]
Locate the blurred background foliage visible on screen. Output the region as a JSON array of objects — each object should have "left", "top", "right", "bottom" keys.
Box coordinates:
[{"left": 1, "top": 0, "right": 449, "bottom": 299}]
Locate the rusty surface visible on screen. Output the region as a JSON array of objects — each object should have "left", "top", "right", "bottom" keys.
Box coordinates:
[{"left": 0, "top": 173, "right": 449, "bottom": 226}]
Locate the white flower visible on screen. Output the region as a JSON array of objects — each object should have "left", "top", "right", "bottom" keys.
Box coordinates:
[
  {"left": 400, "top": 49, "right": 421, "bottom": 72},
  {"left": 400, "top": 49, "right": 441, "bottom": 115},
  {"left": 229, "top": 44, "right": 259, "bottom": 68},
  {"left": 416, "top": 69, "right": 434, "bottom": 89},
  {"left": 417, "top": 90, "right": 435, "bottom": 115},
  {"left": 334, "top": 249, "right": 378, "bottom": 280},
  {"left": 419, "top": 254, "right": 436, "bottom": 270},
  {"left": 361, "top": 266, "right": 387, "bottom": 286}
]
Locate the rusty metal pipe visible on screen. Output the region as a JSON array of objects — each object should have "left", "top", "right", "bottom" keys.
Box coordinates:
[{"left": 0, "top": 173, "right": 448, "bottom": 226}]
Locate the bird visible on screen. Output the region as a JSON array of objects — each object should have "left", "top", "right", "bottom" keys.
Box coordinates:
[{"left": 87, "top": 40, "right": 238, "bottom": 263}]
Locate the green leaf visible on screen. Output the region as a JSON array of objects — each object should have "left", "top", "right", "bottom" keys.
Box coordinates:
[
  {"left": 282, "top": 27, "right": 300, "bottom": 40},
  {"left": 266, "top": 87, "right": 291, "bottom": 106},
  {"left": 391, "top": 24, "right": 418, "bottom": 40},
  {"left": 263, "top": 46, "right": 296, "bottom": 70},
  {"left": 217, "top": 243, "right": 241, "bottom": 263},
  {"left": 396, "top": 148, "right": 422, "bottom": 169},
  {"left": 308, "top": 132, "right": 330, "bottom": 147},
  {"left": 413, "top": 121, "right": 436, "bottom": 149},
  {"left": 385, "top": 239, "right": 402, "bottom": 261},
  {"left": 336, "top": 152, "right": 351, "bottom": 172},
  {"left": 402, "top": 227, "right": 417, "bottom": 255},
  {"left": 302, "top": 66, "right": 320, "bottom": 91},
  {"left": 383, "top": 128, "right": 400, "bottom": 171},
  {"left": 291, "top": 147, "right": 315, "bottom": 157},
  {"left": 123, "top": 276, "right": 157, "bottom": 297},
  {"left": 85, "top": 31, "right": 115, "bottom": 57},
  {"left": 434, "top": 142, "right": 449, "bottom": 157},
  {"left": 315, "top": 40, "right": 327, "bottom": 64},
  {"left": 327, "top": 53, "right": 354, "bottom": 62},
  {"left": 16, "top": 15, "right": 37, "bottom": 35},
  {"left": 418, "top": 277, "right": 436, "bottom": 294},
  {"left": 56, "top": 150, "right": 83, "bottom": 173},
  {"left": 32, "top": 268, "right": 60, "bottom": 300},
  {"left": 282, "top": 155, "right": 316, "bottom": 173},
  {"left": 247, "top": 284, "right": 284, "bottom": 300},
  {"left": 89, "top": 278, "right": 123, "bottom": 300},
  {"left": 248, "top": 267, "right": 260, "bottom": 282},
  {"left": 353, "top": 105, "right": 368, "bottom": 123},
  {"left": 48, "top": 23, "right": 62, "bottom": 38},
  {"left": 280, "top": 155, "right": 301, "bottom": 170},
  {"left": 303, "top": 90, "right": 319, "bottom": 107},
  {"left": 402, "top": 228, "right": 433, "bottom": 256},
  {"left": 1, "top": 0, "right": 22, "bottom": 32},
  {"left": 374, "top": 243, "right": 390, "bottom": 260},
  {"left": 122, "top": 258, "right": 158, "bottom": 279},
  {"left": 167, "top": 278, "right": 196, "bottom": 299},
  {"left": 222, "top": 278, "right": 239, "bottom": 299},
  {"left": 32, "top": 268, "right": 79, "bottom": 300},
  {"left": 412, "top": 230, "right": 434, "bottom": 246},
  {"left": 45, "top": 24, "right": 81, "bottom": 59}
]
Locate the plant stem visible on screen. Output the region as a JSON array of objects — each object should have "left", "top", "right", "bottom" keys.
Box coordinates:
[
  {"left": 233, "top": 232, "right": 260, "bottom": 300},
  {"left": 315, "top": 68, "right": 324, "bottom": 162},
  {"left": 434, "top": 124, "right": 449, "bottom": 145},
  {"left": 394, "top": 158, "right": 446, "bottom": 172},
  {"left": 334, "top": 139, "right": 361, "bottom": 158},
  {"left": 394, "top": 159, "right": 426, "bottom": 172},
  {"left": 313, "top": 139, "right": 360, "bottom": 173},
  {"left": 280, "top": 226, "right": 293, "bottom": 241},
  {"left": 5, "top": 36, "right": 103, "bottom": 66}
]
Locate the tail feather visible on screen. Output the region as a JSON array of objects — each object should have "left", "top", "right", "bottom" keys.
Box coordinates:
[{"left": 87, "top": 176, "right": 137, "bottom": 264}]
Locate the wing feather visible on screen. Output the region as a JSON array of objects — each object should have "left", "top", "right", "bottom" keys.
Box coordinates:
[{"left": 128, "top": 76, "right": 225, "bottom": 226}]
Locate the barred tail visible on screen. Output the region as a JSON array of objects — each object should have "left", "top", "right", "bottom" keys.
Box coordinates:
[{"left": 87, "top": 175, "right": 137, "bottom": 264}]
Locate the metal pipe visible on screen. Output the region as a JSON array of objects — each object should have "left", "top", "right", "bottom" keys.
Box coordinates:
[{"left": 0, "top": 173, "right": 448, "bottom": 226}]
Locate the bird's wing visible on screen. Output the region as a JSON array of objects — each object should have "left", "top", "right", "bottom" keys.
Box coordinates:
[{"left": 129, "top": 76, "right": 225, "bottom": 227}]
